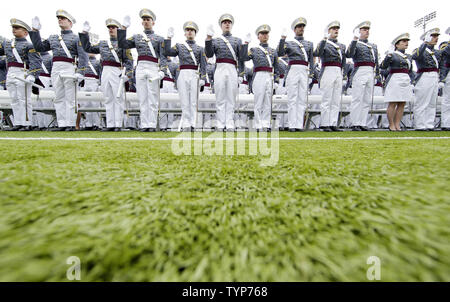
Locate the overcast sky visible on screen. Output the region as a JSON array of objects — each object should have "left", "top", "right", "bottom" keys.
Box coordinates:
[{"left": 1, "top": 0, "right": 448, "bottom": 62}]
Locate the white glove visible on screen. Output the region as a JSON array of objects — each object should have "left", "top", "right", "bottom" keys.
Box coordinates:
[
  {"left": 238, "top": 76, "right": 244, "bottom": 84},
  {"left": 158, "top": 71, "right": 165, "bottom": 80},
  {"left": 424, "top": 32, "right": 432, "bottom": 43},
  {"left": 281, "top": 28, "right": 288, "bottom": 38},
  {"left": 439, "top": 82, "right": 445, "bottom": 89},
  {"left": 245, "top": 33, "right": 252, "bottom": 44},
  {"left": 167, "top": 27, "right": 174, "bottom": 39},
  {"left": 26, "top": 75, "right": 35, "bottom": 82},
  {"left": 343, "top": 80, "right": 348, "bottom": 86},
  {"left": 273, "top": 82, "right": 279, "bottom": 90},
  {"left": 206, "top": 24, "right": 215, "bottom": 37},
  {"left": 324, "top": 29, "right": 331, "bottom": 39},
  {"left": 32, "top": 16, "right": 41, "bottom": 31},
  {"left": 83, "top": 21, "right": 91, "bottom": 33},
  {"left": 308, "top": 78, "right": 312, "bottom": 85},
  {"left": 122, "top": 15, "right": 131, "bottom": 28},
  {"left": 387, "top": 44, "right": 395, "bottom": 55},
  {"left": 353, "top": 28, "right": 360, "bottom": 39},
  {"left": 199, "top": 79, "right": 205, "bottom": 86},
  {"left": 446, "top": 27, "right": 450, "bottom": 35}
]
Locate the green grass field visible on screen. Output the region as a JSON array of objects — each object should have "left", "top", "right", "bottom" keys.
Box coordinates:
[{"left": 0, "top": 131, "right": 449, "bottom": 281}]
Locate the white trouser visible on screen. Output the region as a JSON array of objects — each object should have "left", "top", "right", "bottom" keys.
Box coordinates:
[
  {"left": 350, "top": 66, "right": 374, "bottom": 127},
  {"left": 178, "top": 69, "right": 200, "bottom": 128},
  {"left": 51, "top": 61, "right": 77, "bottom": 127},
  {"left": 414, "top": 72, "right": 439, "bottom": 129},
  {"left": 320, "top": 66, "right": 343, "bottom": 127},
  {"left": 214, "top": 63, "right": 238, "bottom": 129},
  {"left": 160, "top": 80, "right": 176, "bottom": 129},
  {"left": 252, "top": 71, "right": 273, "bottom": 129},
  {"left": 81, "top": 78, "right": 100, "bottom": 127},
  {"left": 101, "top": 66, "right": 124, "bottom": 128},
  {"left": 441, "top": 73, "right": 450, "bottom": 128},
  {"left": 286, "top": 64, "right": 308, "bottom": 129},
  {"left": 136, "top": 61, "right": 160, "bottom": 128},
  {"left": 5, "top": 67, "right": 32, "bottom": 126}
]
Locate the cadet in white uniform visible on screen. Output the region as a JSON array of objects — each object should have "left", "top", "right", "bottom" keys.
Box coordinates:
[
  {"left": 1, "top": 19, "right": 42, "bottom": 131},
  {"left": 117, "top": 9, "right": 167, "bottom": 132},
  {"left": 412, "top": 28, "right": 441, "bottom": 131},
  {"left": 30, "top": 10, "right": 89, "bottom": 131},
  {"left": 381, "top": 33, "right": 414, "bottom": 131},
  {"left": 164, "top": 21, "right": 206, "bottom": 131}
]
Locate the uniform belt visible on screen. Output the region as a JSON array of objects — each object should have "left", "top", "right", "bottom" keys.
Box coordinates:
[
  {"left": 322, "top": 62, "right": 342, "bottom": 68},
  {"left": 163, "top": 77, "right": 174, "bottom": 82},
  {"left": 417, "top": 68, "right": 439, "bottom": 73},
  {"left": 53, "top": 57, "right": 75, "bottom": 63},
  {"left": 375, "top": 83, "right": 383, "bottom": 87},
  {"left": 204, "top": 83, "right": 211, "bottom": 87},
  {"left": 242, "top": 81, "right": 249, "bottom": 85},
  {"left": 216, "top": 58, "right": 237, "bottom": 66},
  {"left": 180, "top": 65, "right": 198, "bottom": 70},
  {"left": 354, "top": 62, "right": 375, "bottom": 68},
  {"left": 254, "top": 66, "right": 273, "bottom": 73},
  {"left": 7, "top": 62, "right": 25, "bottom": 68},
  {"left": 138, "top": 55, "right": 158, "bottom": 63},
  {"left": 102, "top": 61, "right": 121, "bottom": 68},
  {"left": 390, "top": 68, "right": 409, "bottom": 74},
  {"left": 289, "top": 60, "right": 308, "bottom": 66},
  {"left": 312, "top": 79, "right": 318, "bottom": 84},
  {"left": 279, "top": 74, "right": 285, "bottom": 78},
  {"left": 39, "top": 73, "right": 51, "bottom": 77},
  {"left": 85, "top": 74, "right": 99, "bottom": 79}
]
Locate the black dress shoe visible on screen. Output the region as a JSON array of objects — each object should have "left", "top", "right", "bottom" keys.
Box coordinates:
[
  {"left": 8, "top": 126, "right": 23, "bottom": 131},
  {"left": 352, "top": 126, "right": 362, "bottom": 131},
  {"left": 65, "top": 127, "right": 76, "bottom": 131},
  {"left": 427, "top": 128, "right": 435, "bottom": 131},
  {"left": 101, "top": 128, "right": 115, "bottom": 132},
  {"left": 289, "top": 128, "right": 296, "bottom": 132},
  {"left": 442, "top": 128, "right": 450, "bottom": 131},
  {"left": 330, "top": 126, "right": 343, "bottom": 132},
  {"left": 139, "top": 128, "right": 149, "bottom": 132},
  {"left": 49, "top": 127, "right": 66, "bottom": 131},
  {"left": 322, "top": 127, "right": 332, "bottom": 132},
  {"left": 148, "top": 128, "right": 156, "bottom": 132},
  {"left": 415, "top": 128, "right": 427, "bottom": 131},
  {"left": 360, "top": 126, "right": 370, "bottom": 131},
  {"left": 84, "top": 126, "right": 94, "bottom": 131},
  {"left": 295, "top": 128, "right": 304, "bottom": 132},
  {"left": 114, "top": 127, "right": 122, "bottom": 132},
  {"left": 19, "top": 126, "right": 32, "bottom": 131}
]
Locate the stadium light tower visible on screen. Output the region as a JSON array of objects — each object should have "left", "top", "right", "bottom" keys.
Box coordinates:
[{"left": 414, "top": 11, "right": 437, "bottom": 34}]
